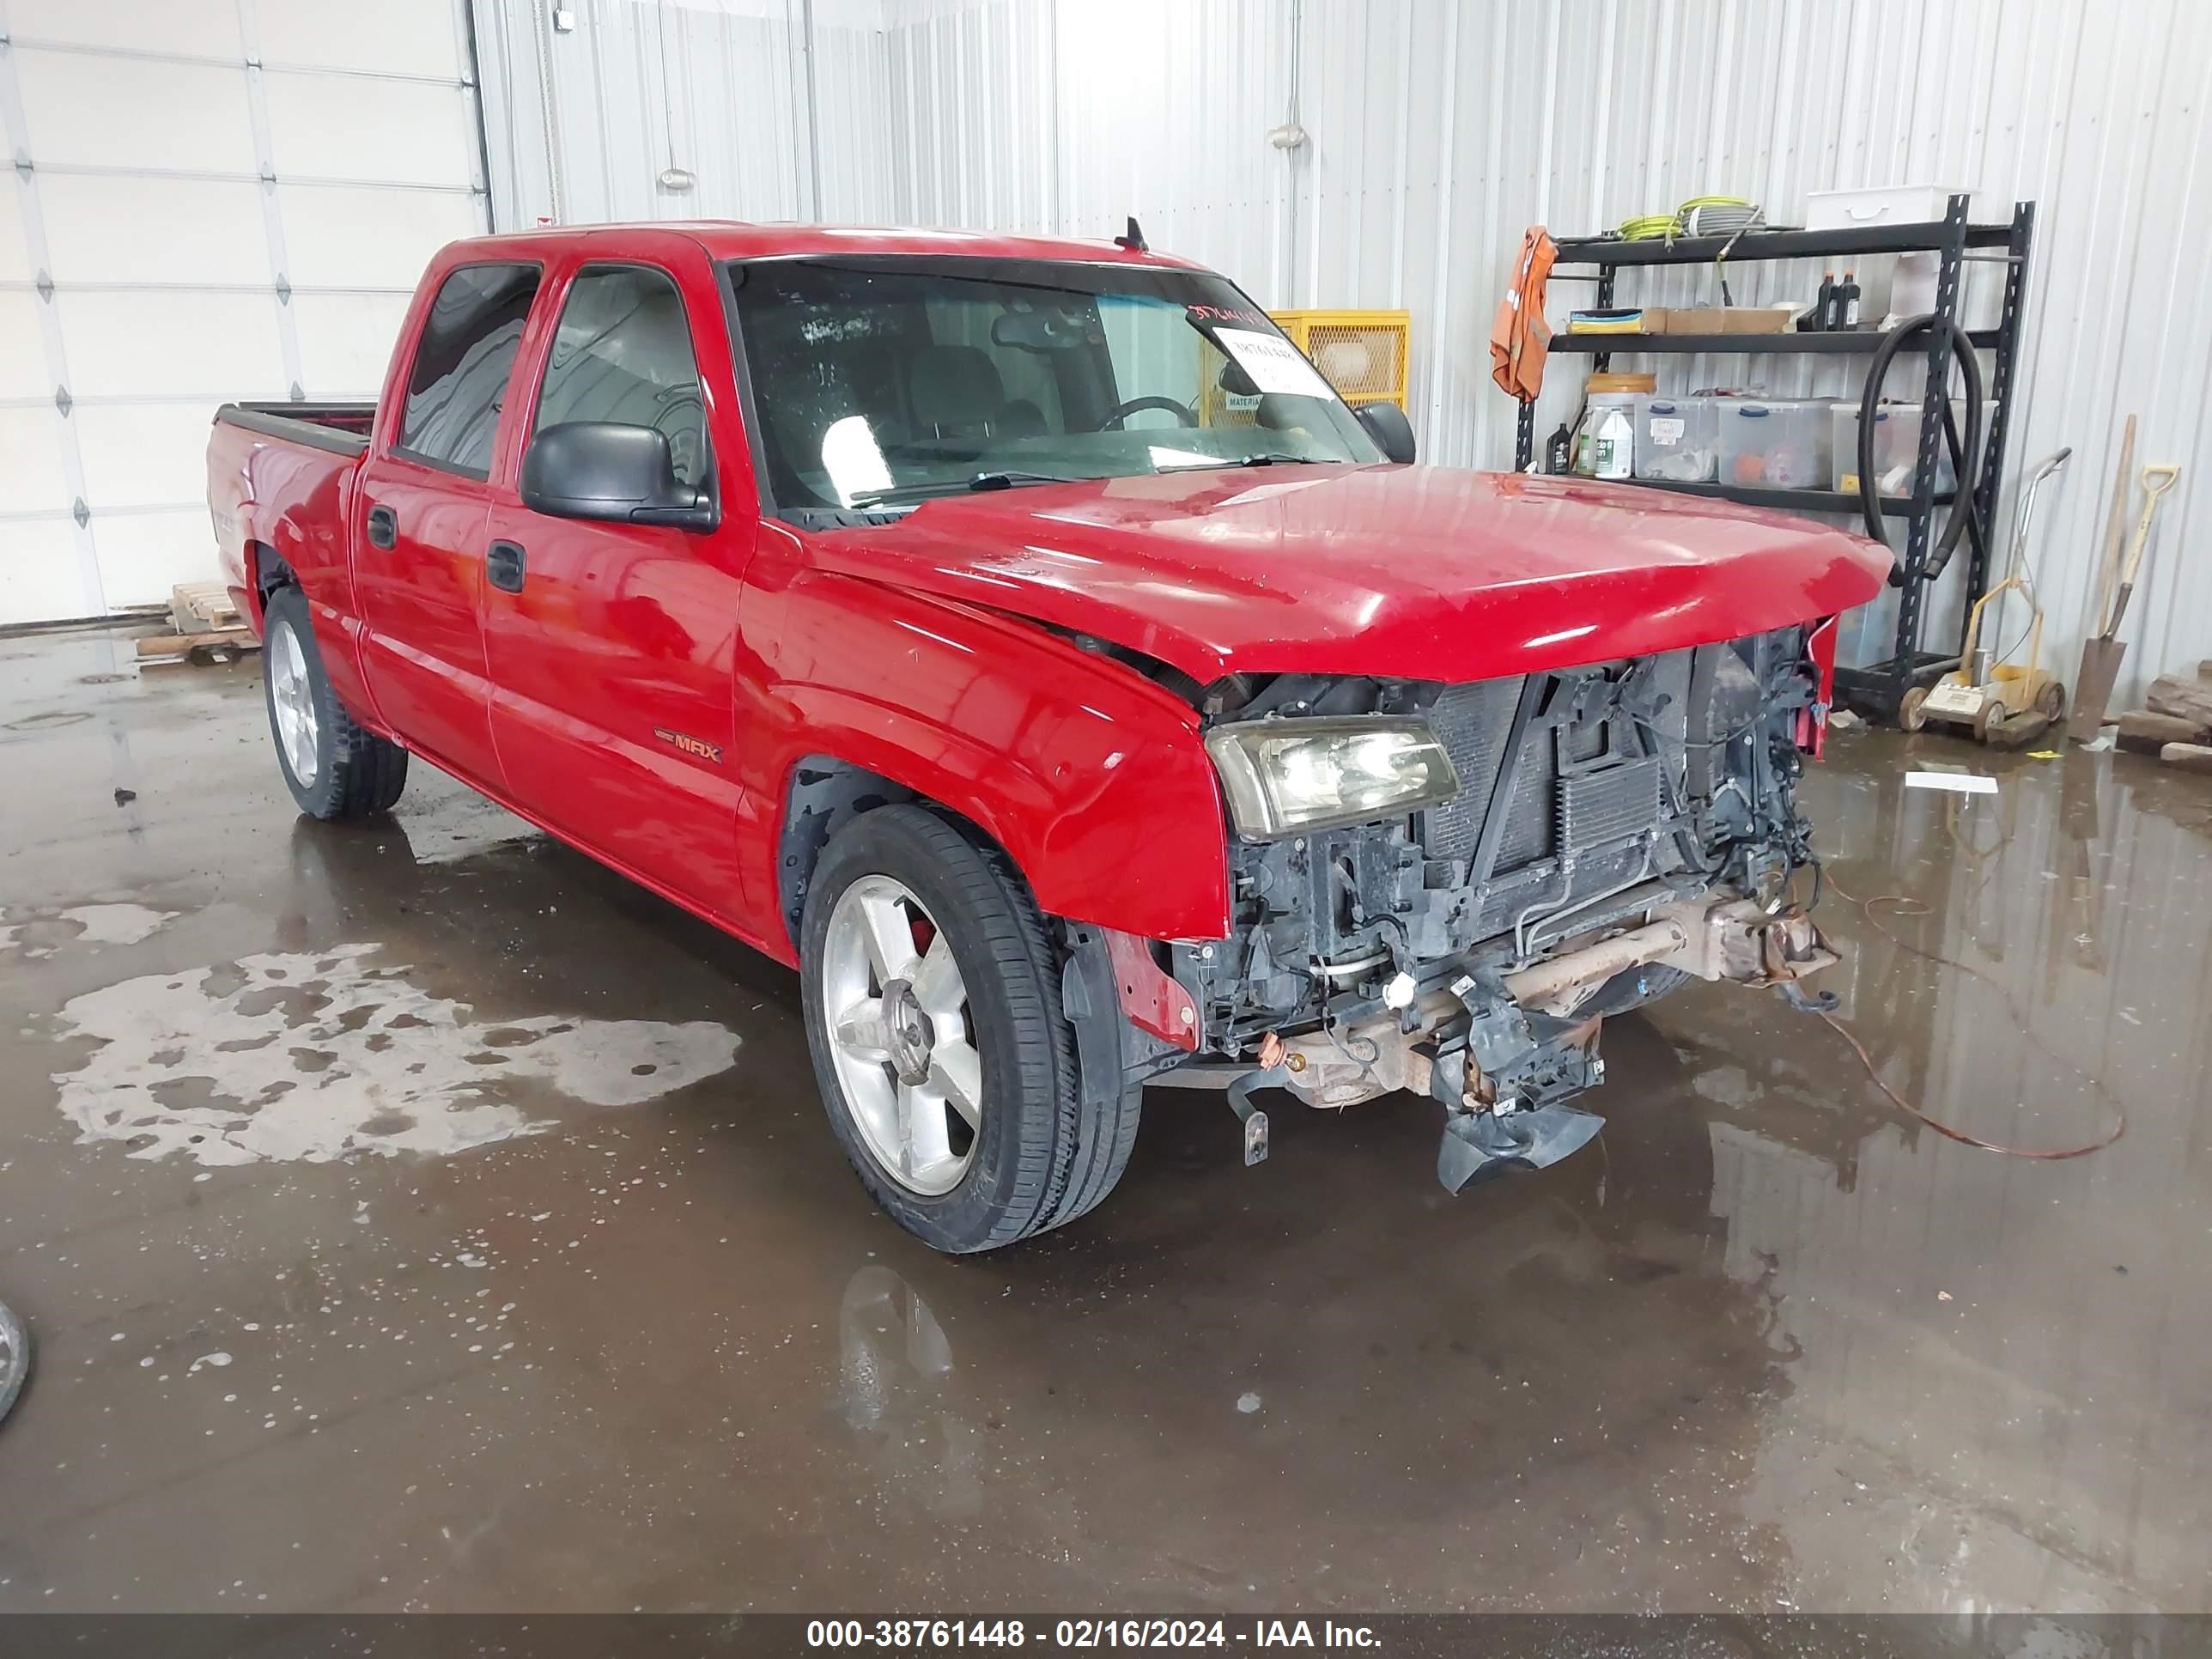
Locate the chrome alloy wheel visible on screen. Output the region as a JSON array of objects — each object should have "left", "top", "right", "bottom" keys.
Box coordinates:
[
  {"left": 267, "top": 617, "right": 321, "bottom": 788},
  {"left": 821, "top": 875, "right": 982, "bottom": 1196}
]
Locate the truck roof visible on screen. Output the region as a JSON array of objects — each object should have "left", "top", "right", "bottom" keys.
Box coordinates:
[{"left": 443, "top": 221, "right": 1212, "bottom": 271}]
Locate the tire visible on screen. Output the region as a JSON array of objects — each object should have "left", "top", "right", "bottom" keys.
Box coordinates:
[
  {"left": 1578, "top": 963, "right": 1693, "bottom": 1020},
  {"left": 262, "top": 585, "right": 408, "bottom": 821},
  {"left": 799, "top": 805, "right": 1139, "bottom": 1253},
  {"left": 1897, "top": 685, "right": 1929, "bottom": 732}
]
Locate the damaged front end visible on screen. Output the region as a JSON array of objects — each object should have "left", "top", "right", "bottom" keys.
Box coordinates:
[{"left": 1158, "top": 628, "right": 1838, "bottom": 1191}]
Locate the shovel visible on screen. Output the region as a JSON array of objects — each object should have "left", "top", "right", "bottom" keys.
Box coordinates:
[
  {"left": 2067, "top": 419, "right": 2135, "bottom": 741},
  {"left": 2070, "top": 456, "right": 2179, "bottom": 740}
]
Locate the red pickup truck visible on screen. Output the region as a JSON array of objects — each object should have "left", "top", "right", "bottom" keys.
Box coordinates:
[{"left": 208, "top": 222, "right": 1886, "bottom": 1253}]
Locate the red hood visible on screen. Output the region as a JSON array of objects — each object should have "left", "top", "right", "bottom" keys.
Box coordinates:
[{"left": 810, "top": 463, "right": 1891, "bottom": 683}]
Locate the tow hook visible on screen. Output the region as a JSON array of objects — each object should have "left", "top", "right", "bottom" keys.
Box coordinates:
[{"left": 1225, "top": 1033, "right": 1285, "bottom": 1165}]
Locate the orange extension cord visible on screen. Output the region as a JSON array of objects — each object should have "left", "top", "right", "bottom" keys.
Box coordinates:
[{"left": 1815, "top": 872, "right": 2126, "bottom": 1161}]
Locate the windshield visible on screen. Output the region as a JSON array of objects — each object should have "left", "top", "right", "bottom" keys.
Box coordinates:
[{"left": 726, "top": 257, "right": 1382, "bottom": 517}]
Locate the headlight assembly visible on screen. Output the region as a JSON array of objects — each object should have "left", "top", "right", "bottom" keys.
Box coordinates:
[{"left": 1204, "top": 716, "right": 1462, "bottom": 840}]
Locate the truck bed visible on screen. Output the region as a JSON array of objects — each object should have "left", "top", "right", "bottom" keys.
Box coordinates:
[
  {"left": 208, "top": 401, "right": 374, "bottom": 631},
  {"left": 215, "top": 401, "right": 375, "bottom": 458}
]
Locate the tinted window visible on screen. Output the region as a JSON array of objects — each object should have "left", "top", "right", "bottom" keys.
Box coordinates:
[
  {"left": 398, "top": 263, "right": 541, "bottom": 477},
  {"left": 534, "top": 264, "right": 708, "bottom": 489},
  {"left": 728, "top": 258, "right": 1378, "bottom": 514}
]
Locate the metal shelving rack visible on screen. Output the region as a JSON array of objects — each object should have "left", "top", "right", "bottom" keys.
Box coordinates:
[{"left": 1512, "top": 194, "right": 2035, "bottom": 725}]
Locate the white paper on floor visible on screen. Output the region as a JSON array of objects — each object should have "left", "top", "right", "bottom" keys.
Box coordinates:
[
  {"left": 1904, "top": 770, "right": 1998, "bottom": 796},
  {"left": 52, "top": 944, "right": 740, "bottom": 1165}
]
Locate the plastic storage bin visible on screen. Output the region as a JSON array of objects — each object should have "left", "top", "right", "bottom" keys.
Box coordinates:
[
  {"left": 1633, "top": 395, "right": 1719, "bottom": 482},
  {"left": 1831, "top": 402, "right": 1970, "bottom": 496},
  {"left": 1717, "top": 400, "right": 1831, "bottom": 490},
  {"left": 1805, "top": 185, "right": 1966, "bottom": 233}
]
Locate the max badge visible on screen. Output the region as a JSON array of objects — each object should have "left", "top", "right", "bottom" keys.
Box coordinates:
[{"left": 653, "top": 726, "right": 724, "bottom": 765}]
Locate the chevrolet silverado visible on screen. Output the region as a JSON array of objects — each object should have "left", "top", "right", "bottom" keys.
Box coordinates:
[{"left": 207, "top": 222, "right": 1886, "bottom": 1252}]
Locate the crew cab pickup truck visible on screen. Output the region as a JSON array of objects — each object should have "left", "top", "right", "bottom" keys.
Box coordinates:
[{"left": 208, "top": 222, "right": 1887, "bottom": 1252}]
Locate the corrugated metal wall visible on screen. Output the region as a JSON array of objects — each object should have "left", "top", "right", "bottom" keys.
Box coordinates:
[{"left": 477, "top": 0, "right": 2212, "bottom": 691}]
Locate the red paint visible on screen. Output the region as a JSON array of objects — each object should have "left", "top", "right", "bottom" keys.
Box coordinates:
[
  {"left": 1103, "top": 929, "right": 1200, "bottom": 1052},
  {"left": 811, "top": 467, "right": 1890, "bottom": 684},
  {"left": 210, "top": 223, "right": 1888, "bottom": 1018},
  {"left": 1802, "top": 615, "right": 1841, "bottom": 758}
]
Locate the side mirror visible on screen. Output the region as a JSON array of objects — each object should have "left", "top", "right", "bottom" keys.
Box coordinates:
[
  {"left": 1355, "top": 401, "right": 1417, "bottom": 465},
  {"left": 520, "top": 422, "right": 717, "bottom": 531}
]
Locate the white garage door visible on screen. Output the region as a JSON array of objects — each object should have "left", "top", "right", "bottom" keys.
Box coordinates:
[{"left": 0, "top": 0, "right": 490, "bottom": 626}]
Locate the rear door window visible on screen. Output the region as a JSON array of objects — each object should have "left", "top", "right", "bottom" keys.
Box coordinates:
[
  {"left": 398, "top": 262, "right": 543, "bottom": 477},
  {"left": 533, "top": 264, "right": 709, "bottom": 490}
]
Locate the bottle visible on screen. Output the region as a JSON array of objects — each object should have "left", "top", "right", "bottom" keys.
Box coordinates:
[
  {"left": 1592, "top": 402, "right": 1634, "bottom": 480},
  {"left": 1813, "top": 270, "right": 1836, "bottom": 331},
  {"left": 1546, "top": 422, "right": 1572, "bottom": 474},
  {"left": 1838, "top": 270, "right": 1862, "bottom": 329}
]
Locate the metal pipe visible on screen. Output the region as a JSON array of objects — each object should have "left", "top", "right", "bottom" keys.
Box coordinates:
[{"left": 1502, "top": 919, "right": 1686, "bottom": 1013}]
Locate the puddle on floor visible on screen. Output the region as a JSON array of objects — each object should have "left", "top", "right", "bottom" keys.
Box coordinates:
[{"left": 52, "top": 942, "right": 741, "bottom": 1165}]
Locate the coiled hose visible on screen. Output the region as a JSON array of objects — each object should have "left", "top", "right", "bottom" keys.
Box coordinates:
[{"left": 1856, "top": 315, "right": 1985, "bottom": 589}]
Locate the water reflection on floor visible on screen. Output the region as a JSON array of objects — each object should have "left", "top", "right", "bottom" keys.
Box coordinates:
[{"left": 0, "top": 629, "right": 2206, "bottom": 1612}]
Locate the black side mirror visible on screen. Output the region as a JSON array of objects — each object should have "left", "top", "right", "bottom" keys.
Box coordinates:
[
  {"left": 1355, "top": 401, "right": 1417, "bottom": 465},
  {"left": 520, "top": 422, "right": 718, "bottom": 531}
]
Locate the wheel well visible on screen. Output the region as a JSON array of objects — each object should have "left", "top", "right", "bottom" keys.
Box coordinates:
[
  {"left": 252, "top": 543, "right": 297, "bottom": 602},
  {"left": 777, "top": 757, "right": 920, "bottom": 949},
  {"left": 777, "top": 757, "right": 1038, "bottom": 952}
]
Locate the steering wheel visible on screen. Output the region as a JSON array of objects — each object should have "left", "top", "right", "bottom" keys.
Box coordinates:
[{"left": 1100, "top": 396, "right": 1197, "bottom": 430}]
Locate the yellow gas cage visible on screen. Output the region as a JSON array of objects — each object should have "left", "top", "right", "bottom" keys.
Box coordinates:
[
  {"left": 1198, "top": 309, "right": 1411, "bottom": 428},
  {"left": 1267, "top": 310, "right": 1412, "bottom": 410}
]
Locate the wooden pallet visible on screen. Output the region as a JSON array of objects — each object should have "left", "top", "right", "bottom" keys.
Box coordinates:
[{"left": 139, "top": 582, "right": 258, "bottom": 665}]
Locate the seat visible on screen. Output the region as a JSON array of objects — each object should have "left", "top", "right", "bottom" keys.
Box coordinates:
[{"left": 908, "top": 344, "right": 1008, "bottom": 439}]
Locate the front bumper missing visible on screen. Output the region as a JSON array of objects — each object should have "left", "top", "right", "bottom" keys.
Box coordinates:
[{"left": 1159, "top": 890, "right": 1839, "bottom": 1192}]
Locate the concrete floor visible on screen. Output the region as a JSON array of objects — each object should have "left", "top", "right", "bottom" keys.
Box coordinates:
[{"left": 1, "top": 623, "right": 2208, "bottom": 1615}]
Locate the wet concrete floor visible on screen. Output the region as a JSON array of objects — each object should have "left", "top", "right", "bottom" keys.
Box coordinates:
[{"left": 1, "top": 624, "right": 2209, "bottom": 1613}]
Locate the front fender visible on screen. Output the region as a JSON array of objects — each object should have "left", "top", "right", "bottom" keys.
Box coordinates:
[{"left": 750, "top": 568, "right": 1232, "bottom": 945}]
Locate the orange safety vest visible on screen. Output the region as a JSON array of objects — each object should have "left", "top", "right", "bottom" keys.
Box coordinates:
[{"left": 1491, "top": 228, "right": 1557, "bottom": 402}]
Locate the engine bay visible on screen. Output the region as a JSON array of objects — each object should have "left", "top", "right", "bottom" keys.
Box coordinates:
[{"left": 1157, "top": 629, "right": 1837, "bottom": 1188}]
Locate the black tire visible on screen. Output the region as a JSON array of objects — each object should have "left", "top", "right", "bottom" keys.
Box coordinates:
[
  {"left": 1579, "top": 962, "right": 1693, "bottom": 1020},
  {"left": 262, "top": 585, "right": 407, "bottom": 821},
  {"left": 799, "top": 805, "right": 1139, "bottom": 1253}
]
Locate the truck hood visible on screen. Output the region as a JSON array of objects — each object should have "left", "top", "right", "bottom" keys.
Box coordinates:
[{"left": 811, "top": 463, "right": 1892, "bottom": 684}]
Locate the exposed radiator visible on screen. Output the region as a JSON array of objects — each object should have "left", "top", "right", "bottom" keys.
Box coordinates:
[
  {"left": 1420, "top": 678, "right": 1548, "bottom": 866},
  {"left": 1421, "top": 680, "right": 1662, "bottom": 872},
  {"left": 1558, "top": 757, "right": 1660, "bottom": 851}
]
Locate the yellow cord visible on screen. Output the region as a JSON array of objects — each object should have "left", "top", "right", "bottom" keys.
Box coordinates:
[{"left": 1618, "top": 196, "right": 1757, "bottom": 241}]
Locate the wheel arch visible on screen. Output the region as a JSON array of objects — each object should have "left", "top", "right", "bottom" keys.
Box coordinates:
[{"left": 775, "top": 753, "right": 1008, "bottom": 955}]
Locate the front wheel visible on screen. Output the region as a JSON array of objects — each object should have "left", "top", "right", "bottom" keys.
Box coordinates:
[
  {"left": 799, "top": 805, "right": 1140, "bottom": 1253},
  {"left": 262, "top": 584, "right": 408, "bottom": 820}
]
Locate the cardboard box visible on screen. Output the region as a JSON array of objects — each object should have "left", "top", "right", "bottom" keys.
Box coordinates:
[{"left": 1660, "top": 306, "right": 1796, "bottom": 335}]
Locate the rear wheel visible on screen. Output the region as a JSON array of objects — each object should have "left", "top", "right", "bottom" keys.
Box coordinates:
[
  {"left": 799, "top": 805, "right": 1139, "bottom": 1253},
  {"left": 1898, "top": 685, "right": 1929, "bottom": 731},
  {"left": 262, "top": 585, "right": 408, "bottom": 820}
]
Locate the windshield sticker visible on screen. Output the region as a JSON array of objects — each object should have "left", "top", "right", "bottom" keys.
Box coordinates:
[
  {"left": 1212, "top": 328, "right": 1333, "bottom": 399},
  {"left": 1186, "top": 302, "right": 1272, "bottom": 329}
]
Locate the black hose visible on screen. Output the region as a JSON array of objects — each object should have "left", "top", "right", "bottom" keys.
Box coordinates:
[{"left": 1856, "top": 314, "right": 1984, "bottom": 588}]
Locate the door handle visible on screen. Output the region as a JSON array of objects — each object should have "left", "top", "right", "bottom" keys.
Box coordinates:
[
  {"left": 485, "top": 539, "right": 526, "bottom": 593},
  {"left": 366, "top": 503, "right": 398, "bottom": 550}
]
